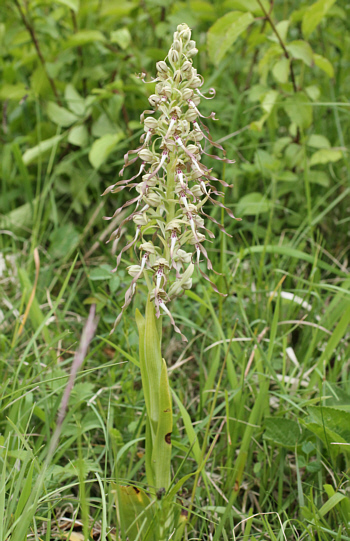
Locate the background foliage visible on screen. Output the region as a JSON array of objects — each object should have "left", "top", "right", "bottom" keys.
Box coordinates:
[{"left": 1, "top": 0, "right": 350, "bottom": 539}]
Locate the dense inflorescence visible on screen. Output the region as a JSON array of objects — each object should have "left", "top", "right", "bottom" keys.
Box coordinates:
[{"left": 104, "top": 23, "right": 239, "bottom": 341}]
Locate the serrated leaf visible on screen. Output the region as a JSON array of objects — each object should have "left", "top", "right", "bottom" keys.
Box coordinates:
[
  {"left": 207, "top": 11, "right": 254, "bottom": 65},
  {"left": 286, "top": 40, "right": 313, "bottom": 66},
  {"left": 22, "top": 135, "right": 63, "bottom": 165},
  {"left": 66, "top": 30, "right": 106, "bottom": 48},
  {"left": 272, "top": 57, "right": 289, "bottom": 84},
  {"left": 264, "top": 418, "right": 305, "bottom": 448},
  {"left": 110, "top": 27, "right": 131, "bottom": 49},
  {"left": 284, "top": 93, "right": 312, "bottom": 130},
  {"left": 314, "top": 53, "right": 334, "bottom": 78},
  {"left": 47, "top": 102, "right": 78, "bottom": 127},
  {"left": 309, "top": 148, "right": 343, "bottom": 166},
  {"left": 88, "top": 133, "right": 125, "bottom": 169},
  {"left": 302, "top": 0, "right": 336, "bottom": 37}
]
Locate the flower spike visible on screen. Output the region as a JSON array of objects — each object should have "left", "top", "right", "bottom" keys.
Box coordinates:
[{"left": 103, "top": 23, "right": 240, "bottom": 336}]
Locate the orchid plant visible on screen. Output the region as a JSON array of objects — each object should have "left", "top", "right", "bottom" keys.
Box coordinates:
[{"left": 104, "top": 23, "right": 238, "bottom": 540}]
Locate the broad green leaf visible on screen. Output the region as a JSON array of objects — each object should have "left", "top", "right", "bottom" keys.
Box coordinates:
[
  {"left": 261, "top": 89, "right": 278, "bottom": 114},
  {"left": 207, "top": 11, "right": 254, "bottom": 65},
  {"left": 308, "top": 170, "right": 330, "bottom": 187},
  {"left": 302, "top": 0, "right": 336, "bottom": 37},
  {"left": 0, "top": 83, "right": 27, "bottom": 101},
  {"left": 272, "top": 57, "right": 289, "bottom": 84},
  {"left": 100, "top": 1, "right": 137, "bottom": 17},
  {"left": 269, "top": 20, "right": 289, "bottom": 43},
  {"left": 68, "top": 125, "right": 88, "bottom": 147},
  {"left": 49, "top": 223, "right": 80, "bottom": 259},
  {"left": 305, "top": 422, "right": 348, "bottom": 454},
  {"left": 307, "top": 134, "right": 331, "bottom": 149},
  {"left": 115, "top": 485, "right": 155, "bottom": 541},
  {"left": 283, "top": 93, "right": 312, "bottom": 130},
  {"left": 314, "top": 53, "right": 334, "bottom": 78},
  {"left": 65, "top": 84, "right": 86, "bottom": 116},
  {"left": 236, "top": 192, "right": 270, "bottom": 216},
  {"left": 88, "top": 133, "right": 125, "bottom": 169},
  {"left": 222, "top": 0, "right": 269, "bottom": 15},
  {"left": 307, "top": 406, "right": 350, "bottom": 443},
  {"left": 66, "top": 30, "right": 106, "bottom": 48},
  {"left": 152, "top": 359, "right": 173, "bottom": 490},
  {"left": 110, "top": 27, "right": 131, "bottom": 49},
  {"left": 55, "top": 0, "right": 79, "bottom": 11},
  {"left": 22, "top": 135, "right": 63, "bottom": 165},
  {"left": 286, "top": 40, "right": 313, "bottom": 66},
  {"left": 143, "top": 297, "right": 162, "bottom": 434},
  {"left": 264, "top": 418, "right": 306, "bottom": 448},
  {"left": 309, "top": 148, "right": 343, "bottom": 166},
  {"left": 305, "top": 85, "right": 320, "bottom": 101},
  {"left": 0, "top": 200, "right": 34, "bottom": 231},
  {"left": 88, "top": 265, "right": 113, "bottom": 280},
  {"left": 47, "top": 102, "right": 78, "bottom": 127},
  {"left": 190, "top": 0, "right": 216, "bottom": 21}
]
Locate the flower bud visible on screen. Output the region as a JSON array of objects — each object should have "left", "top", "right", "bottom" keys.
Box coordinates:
[
  {"left": 182, "top": 88, "right": 193, "bottom": 101},
  {"left": 148, "top": 94, "right": 160, "bottom": 107},
  {"left": 185, "top": 108, "right": 198, "bottom": 122},
  {"left": 189, "top": 76, "right": 202, "bottom": 88},
  {"left": 182, "top": 278, "right": 192, "bottom": 290},
  {"left": 191, "top": 184, "right": 203, "bottom": 198},
  {"left": 156, "top": 61, "right": 168, "bottom": 74},
  {"left": 191, "top": 94, "right": 201, "bottom": 106},
  {"left": 144, "top": 191, "right": 162, "bottom": 207},
  {"left": 138, "top": 149, "right": 155, "bottom": 163},
  {"left": 182, "top": 60, "right": 192, "bottom": 74},
  {"left": 191, "top": 130, "right": 204, "bottom": 142},
  {"left": 177, "top": 23, "right": 189, "bottom": 34},
  {"left": 144, "top": 117, "right": 158, "bottom": 130},
  {"left": 162, "top": 85, "right": 173, "bottom": 99},
  {"left": 140, "top": 241, "right": 157, "bottom": 254},
  {"left": 174, "top": 249, "right": 192, "bottom": 264},
  {"left": 152, "top": 257, "right": 170, "bottom": 269},
  {"left": 187, "top": 144, "right": 200, "bottom": 155},
  {"left": 168, "top": 281, "right": 182, "bottom": 298},
  {"left": 187, "top": 47, "right": 198, "bottom": 58},
  {"left": 133, "top": 213, "right": 149, "bottom": 226},
  {"left": 127, "top": 265, "right": 142, "bottom": 277},
  {"left": 173, "top": 39, "right": 182, "bottom": 53},
  {"left": 169, "top": 48, "right": 179, "bottom": 65},
  {"left": 186, "top": 40, "right": 196, "bottom": 51}
]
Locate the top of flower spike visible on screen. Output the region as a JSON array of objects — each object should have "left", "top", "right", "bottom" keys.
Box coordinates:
[{"left": 103, "top": 23, "right": 239, "bottom": 341}]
